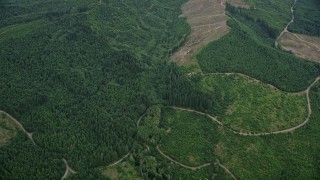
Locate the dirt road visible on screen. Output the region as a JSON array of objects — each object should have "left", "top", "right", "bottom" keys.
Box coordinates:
[
  {"left": 157, "top": 145, "right": 237, "bottom": 179},
  {"left": 172, "top": 75, "right": 320, "bottom": 135},
  {"left": 215, "top": 160, "right": 238, "bottom": 180},
  {"left": 275, "top": 0, "right": 297, "bottom": 47},
  {"left": 0, "top": 111, "right": 36, "bottom": 145},
  {"left": 157, "top": 145, "right": 211, "bottom": 170},
  {"left": 105, "top": 153, "right": 130, "bottom": 168},
  {"left": 61, "top": 158, "right": 76, "bottom": 180}
]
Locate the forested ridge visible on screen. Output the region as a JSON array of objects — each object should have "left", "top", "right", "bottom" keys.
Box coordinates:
[
  {"left": 1, "top": 0, "right": 320, "bottom": 179},
  {"left": 0, "top": 0, "right": 208, "bottom": 178}
]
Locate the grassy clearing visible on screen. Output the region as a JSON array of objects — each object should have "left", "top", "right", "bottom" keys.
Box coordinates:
[
  {"left": 159, "top": 107, "right": 219, "bottom": 166},
  {"left": 200, "top": 74, "right": 308, "bottom": 133},
  {"left": 217, "top": 82, "right": 320, "bottom": 179},
  {"left": 0, "top": 112, "right": 18, "bottom": 145}
]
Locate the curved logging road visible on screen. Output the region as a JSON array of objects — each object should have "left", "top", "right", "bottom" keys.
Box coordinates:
[
  {"left": 156, "top": 145, "right": 211, "bottom": 171},
  {"left": 172, "top": 76, "right": 319, "bottom": 136},
  {"left": 158, "top": 0, "right": 318, "bottom": 178},
  {"left": 159, "top": 75, "right": 318, "bottom": 178},
  {"left": 157, "top": 145, "right": 237, "bottom": 180}
]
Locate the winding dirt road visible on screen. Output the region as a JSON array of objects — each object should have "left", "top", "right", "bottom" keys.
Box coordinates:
[
  {"left": 157, "top": 145, "right": 237, "bottom": 179},
  {"left": 0, "top": 111, "right": 36, "bottom": 145},
  {"left": 101, "top": 112, "right": 147, "bottom": 169},
  {"left": 0, "top": 110, "right": 77, "bottom": 179},
  {"left": 172, "top": 75, "right": 319, "bottom": 136},
  {"left": 215, "top": 160, "right": 238, "bottom": 180},
  {"left": 105, "top": 153, "right": 130, "bottom": 168},
  {"left": 136, "top": 113, "right": 147, "bottom": 127},
  {"left": 157, "top": 145, "right": 211, "bottom": 170},
  {"left": 61, "top": 158, "right": 76, "bottom": 180},
  {"left": 159, "top": 75, "right": 319, "bottom": 177},
  {"left": 275, "top": 0, "right": 297, "bottom": 47},
  {"left": 171, "top": 75, "right": 320, "bottom": 136},
  {"left": 155, "top": 74, "right": 320, "bottom": 177}
]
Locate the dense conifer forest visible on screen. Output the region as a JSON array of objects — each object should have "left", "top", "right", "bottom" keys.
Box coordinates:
[{"left": 1, "top": 0, "right": 320, "bottom": 179}]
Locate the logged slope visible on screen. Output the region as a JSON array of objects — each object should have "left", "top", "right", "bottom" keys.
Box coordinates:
[
  {"left": 171, "top": 0, "right": 229, "bottom": 63},
  {"left": 279, "top": 32, "right": 320, "bottom": 62}
]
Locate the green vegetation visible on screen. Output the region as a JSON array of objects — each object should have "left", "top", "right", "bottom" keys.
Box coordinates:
[
  {"left": 101, "top": 161, "right": 141, "bottom": 180},
  {"left": 136, "top": 107, "right": 228, "bottom": 179},
  {"left": 288, "top": 0, "right": 320, "bottom": 36},
  {"left": 201, "top": 74, "right": 308, "bottom": 132},
  {"left": 159, "top": 107, "right": 219, "bottom": 166},
  {"left": 230, "top": 0, "right": 293, "bottom": 38},
  {"left": 197, "top": 17, "right": 318, "bottom": 92},
  {"left": 214, "top": 82, "right": 320, "bottom": 179},
  {"left": 138, "top": 105, "right": 165, "bottom": 145},
  {"left": 1, "top": 0, "right": 320, "bottom": 178},
  {"left": 169, "top": 163, "right": 229, "bottom": 180},
  {"left": 157, "top": 64, "right": 227, "bottom": 116},
  {"left": 0, "top": 113, "right": 18, "bottom": 145},
  {"left": 0, "top": 133, "right": 65, "bottom": 179},
  {"left": 158, "top": 84, "right": 320, "bottom": 179},
  {"left": 0, "top": 0, "right": 196, "bottom": 177}
]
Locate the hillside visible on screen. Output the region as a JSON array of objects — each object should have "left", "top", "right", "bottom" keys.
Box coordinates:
[{"left": 1, "top": 0, "right": 320, "bottom": 179}]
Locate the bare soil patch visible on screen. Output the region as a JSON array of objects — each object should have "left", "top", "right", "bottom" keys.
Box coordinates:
[
  {"left": 172, "top": 0, "right": 250, "bottom": 67},
  {"left": 279, "top": 32, "right": 320, "bottom": 63},
  {"left": 172, "top": 0, "right": 230, "bottom": 64}
]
